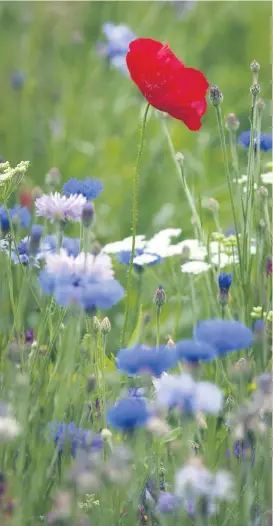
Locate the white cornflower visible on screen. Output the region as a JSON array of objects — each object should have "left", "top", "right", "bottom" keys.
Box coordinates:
[
  {"left": 233, "top": 174, "right": 248, "bottom": 184},
  {"left": 193, "top": 382, "right": 223, "bottom": 415},
  {"left": 175, "top": 460, "right": 212, "bottom": 498},
  {"left": 181, "top": 261, "right": 211, "bottom": 274},
  {"left": 44, "top": 249, "right": 114, "bottom": 280},
  {"left": 0, "top": 416, "right": 21, "bottom": 440},
  {"left": 261, "top": 172, "right": 273, "bottom": 184},
  {"left": 35, "top": 192, "right": 87, "bottom": 222}
]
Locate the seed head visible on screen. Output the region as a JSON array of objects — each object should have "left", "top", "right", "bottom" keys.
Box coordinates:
[
  {"left": 209, "top": 85, "right": 223, "bottom": 106},
  {"left": 258, "top": 185, "right": 268, "bottom": 198},
  {"left": 175, "top": 152, "right": 184, "bottom": 164},
  {"left": 225, "top": 113, "right": 240, "bottom": 131},
  {"left": 250, "top": 60, "right": 260, "bottom": 74},
  {"left": 256, "top": 98, "right": 265, "bottom": 111}
]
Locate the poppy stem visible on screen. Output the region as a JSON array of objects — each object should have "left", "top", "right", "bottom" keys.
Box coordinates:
[{"left": 121, "top": 103, "right": 150, "bottom": 347}]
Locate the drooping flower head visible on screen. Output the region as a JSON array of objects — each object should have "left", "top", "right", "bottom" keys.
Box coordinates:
[
  {"left": 62, "top": 177, "right": 103, "bottom": 200},
  {"left": 126, "top": 38, "right": 209, "bottom": 130},
  {"left": 194, "top": 319, "right": 253, "bottom": 355},
  {"left": 35, "top": 192, "right": 87, "bottom": 222},
  {"left": 107, "top": 397, "right": 151, "bottom": 430},
  {"left": 238, "top": 131, "right": 272, "bottom": 151},
  {"left": 116, "top": 344, "right": 178, "bottom": 377}
]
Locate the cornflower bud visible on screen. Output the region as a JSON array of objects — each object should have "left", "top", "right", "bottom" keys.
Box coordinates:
[
  {"left": 101, "top": 317, "right": 111, "bottom": 334},
  {"left": 45, "top": 167, "right": 61, "bottom": 188},
  {"left": 258, "top": 185, "right": 268, "bottom": 198},
  {"left": 250, "top": 60, "right": 260, "bottom": 74},
  {"left": 86, "top": 374, "right": 96, "bottom": 393},
  {"left": 250, "top": 84, "right": 260, "bottom": 97},
  {"left": 153, "top": 285, "right": 166, "bottom": 306},
  {"left": 82, "top": 202, "right": 95, "bottom": 228},
  {"left": 93, "top": 316, "right": 101, "bottom": 333},
  {"left": 209, "top": 85, "right": 223, "bottom": 106}
]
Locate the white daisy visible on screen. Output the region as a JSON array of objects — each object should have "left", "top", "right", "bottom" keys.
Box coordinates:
[
  {"left": 181, "top": 261, "right": 211, "bottom": 274},
  {"left": 261, "top": 172, "right": 273, "bottom": 185}
]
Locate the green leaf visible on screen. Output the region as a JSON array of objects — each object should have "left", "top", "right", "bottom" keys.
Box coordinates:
[
  {"left": 127, "top": 304, "right": 143, "bottom": 347},
  {"left": 163, "top": 427, "right": 182, "bottom": 443}
]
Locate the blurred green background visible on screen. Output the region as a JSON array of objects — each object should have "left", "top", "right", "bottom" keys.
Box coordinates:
[
  {"left": 0, "top": 1, "right": 271, "bottom": 237},
  {"left": 0, "top": 0, "right": 271, "bottom": 344}
]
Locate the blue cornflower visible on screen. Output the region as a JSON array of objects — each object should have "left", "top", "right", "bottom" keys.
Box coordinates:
[
  {"left": 97, "top": 23, "right": 135, "bottom": 74},
  {"left": 116, "top": 345, "right": 178, "bottom": 377},
  {"left": 218, "top": 273, "right": 232, "bottom": 291},
  {"left": 48, "top": 421, "right": 103, "bottom": 457},
  {"left": 107, "top": 397, "right": 151, "bottom": 430},
  {"left": 238, "top": 130, "right": 272, "bottom": 152},
  {"left": 11, "top": 70, "right": 25, "bottom": 90},
  {"left": 0, "top": 205, "right": 31, "bottom": 233},
  {"left": 62, "top": 177, "right": 103, "bottom": 200},
  {"left": 127, "top": 387, "right": 146, "bottom": 398},
  {"left": 118, "top": 249, "right": 162, "bottom": 270},
  {"left": 175, "top": 339, "right": 216, "bottom": 363},
  {"left": 194, "top": 319, "right": 253, "bottom": 355},
  {"left": 156, "top": 492, "right": 180, "bottom": 514},
  {"left": 41, "top": 235, "right": 80, "bottom": 257}
]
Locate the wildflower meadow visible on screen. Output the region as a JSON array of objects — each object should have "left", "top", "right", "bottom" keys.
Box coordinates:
[{"left": 0, "top": 2, "right": 272, "bottom": 525}]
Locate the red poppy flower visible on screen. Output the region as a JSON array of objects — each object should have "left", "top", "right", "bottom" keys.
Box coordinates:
[{"left": 126, "top": 38, "right": 209, "bottom": 131}]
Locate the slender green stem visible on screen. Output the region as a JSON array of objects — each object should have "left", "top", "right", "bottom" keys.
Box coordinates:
[
  {"left": 156, "top": 306, "right": 161, "bottom": 347},
  {"left": 215, "top": 106, "right": 243, "bottom": 282},
  {"left": 121, "top": 103, "right": 150, "bottom": 347}
]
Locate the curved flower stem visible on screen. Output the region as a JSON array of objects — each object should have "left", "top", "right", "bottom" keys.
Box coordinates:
[{"left": 121, "top": 103, "right": 150, "bottom": 347}]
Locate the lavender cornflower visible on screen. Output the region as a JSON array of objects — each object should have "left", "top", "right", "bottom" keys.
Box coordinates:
[
  {"left": 194, "top": 319, "right": 253, "bottom": 356},
  {"left": 35, "top": 192, "right": 87, "bottom": 222},
  {"left": 238, "top": 131, "right": 272, "bottom": 151},
  {"left": 48, "top": 421, "right": 103, "bottom": 457},
  {"left": 62, "top": 177, "right": 103, "bottom": 200},
  {"left": 107, "top": 397, "right": 151, "bottom": 430}
]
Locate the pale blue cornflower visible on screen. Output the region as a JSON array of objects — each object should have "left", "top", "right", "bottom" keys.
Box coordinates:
[
  {"left": 38, "top": 249, "right": 124, "bottom": 312},
  {"left": 97, "top": 23, "right": 136, "bottom": 74},
  {"left": 35, "top": 192, "right": 87, "bottom": 222},
  {"left": 153, "top": 373, "right": 223, "bottom": 415}
]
